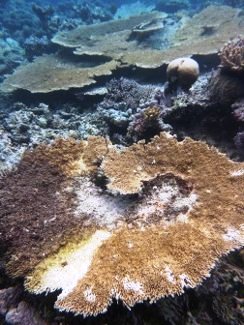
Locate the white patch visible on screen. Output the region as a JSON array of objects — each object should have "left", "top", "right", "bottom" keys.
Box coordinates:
[
  {"left": 176, "top": 213, "right": 189, "bottom": 223},
  {"left": 37, "top": 230, "right": 111, "bottom": 298},
  {"left": 230, "top": 169, "right": 244, "bottom": 177},
  {"left": 222, "top": 227, "right": 241, "bottom": 242},
  {"left": 136, "top": 182, "right": 178, "bottom": 218},
  {"left": 179, "top": 274, "right": 193, "bottom": 289},
  {"left": 173, "top": 193, "right": 198, "bottom": 210},
  {"left": 123, "top": 277, "right": 144, "bottom": 295},
  {"left": 127, "top": 241, "right": 134, "bottom": 249},
  {"left": 74, "top": 178, "right": 131, "bottom": 226},
  {"left": 164, "top": 266, "right": 175, "bottom": 283},
  {"left": 84, "top": 288, "right": 96, "bottom": 303},
  {"left": 164, "top": 132, "right": 174, "bottom": 139}
]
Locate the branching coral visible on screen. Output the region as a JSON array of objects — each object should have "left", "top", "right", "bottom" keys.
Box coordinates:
[
  {"left": 219, "top": 37, "right": 244, "bottom": 74},
  {"left": 127, "top": 105, "right": 172, "bottom": 142},
  {"left": 0, "top": 133, "right": 244, "bottom": 317}
]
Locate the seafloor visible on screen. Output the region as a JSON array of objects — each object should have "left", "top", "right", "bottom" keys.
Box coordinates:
[{"left": 0, "top": 0, "right": 244, "bottom": 324}]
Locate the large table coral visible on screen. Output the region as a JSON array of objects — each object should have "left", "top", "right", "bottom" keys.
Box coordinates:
[
  {"left": 0, "top": 133, "right": 243, "bottom": 317},
  {"left": 1, "top": 6, "right": 243, "bottom": 94}
]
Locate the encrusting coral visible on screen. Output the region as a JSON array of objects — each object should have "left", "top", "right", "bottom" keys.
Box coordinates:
[{"left": 0, "top": 133, "right": 244, "bottom": 317}]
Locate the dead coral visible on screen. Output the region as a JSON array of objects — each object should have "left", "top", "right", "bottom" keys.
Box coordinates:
[{"left": 219, "top": 37, "right": 244, "bottom": 74}]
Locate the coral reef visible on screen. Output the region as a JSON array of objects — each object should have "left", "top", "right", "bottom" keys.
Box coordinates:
[
  {"left": 0, "top": 98, "right": 108, "bottom": 171},
  {"left": 0, "top": 133, "right": 243, "bottom": 317},
  {"left": 0, "top": 1, "right": 244, "bottom": 323},
  {"left": 1, "top": 5, "right": 242, "bottom": 94},
  {"left": 97, "top": 78, "right": 173, "bottom": 143}
]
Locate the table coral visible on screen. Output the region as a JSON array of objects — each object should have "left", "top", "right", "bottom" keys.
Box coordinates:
[{"left": 0, "top": 133, "right": 243, "bottom": 317}]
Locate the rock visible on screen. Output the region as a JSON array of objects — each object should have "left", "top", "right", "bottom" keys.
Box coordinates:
[
  {"left": 0, "top": 286, "right": 22, "bottom": 317},
  {"left": 5, "top": 301, "right": 47, "bottom": 325}
]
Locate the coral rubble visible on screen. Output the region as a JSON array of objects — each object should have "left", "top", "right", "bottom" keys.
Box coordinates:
[{"left": 0, "top": 133, "right": 243, "bottom": 317}]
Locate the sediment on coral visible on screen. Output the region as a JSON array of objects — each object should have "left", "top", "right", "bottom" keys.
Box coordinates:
[{"left": 0, "top": 133, "right": 243, "bottom": 317}]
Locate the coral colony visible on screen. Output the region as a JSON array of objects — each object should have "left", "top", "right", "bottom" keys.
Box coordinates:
[{"left": 0, "top": 1, "right": 243, "bottom": 324}]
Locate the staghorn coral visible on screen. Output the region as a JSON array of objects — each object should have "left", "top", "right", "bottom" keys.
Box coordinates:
[
  {"left": 219, "top": 37, "right": 244, "bottom": 74},
  {"left": 0, "top": 133, "right": 244, "bottom": 317}
]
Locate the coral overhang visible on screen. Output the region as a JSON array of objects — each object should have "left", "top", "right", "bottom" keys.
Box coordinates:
[{"left": 0, "top": 133, "right": 243, "bottom": 317}]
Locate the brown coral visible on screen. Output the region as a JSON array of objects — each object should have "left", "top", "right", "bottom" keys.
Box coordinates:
[
  {"left": 0, "top": 134, "right": 243, "bottom": 317},
  {"left": 219, "top": 37, "right": 244, "bottom": 74},
  {"left": 166, "top": 57, "right": 199, "bottom": 90}
]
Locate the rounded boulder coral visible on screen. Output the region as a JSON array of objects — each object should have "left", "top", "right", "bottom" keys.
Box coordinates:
[{"left": 166, "top": 57, "right": 200, "bottom": 91}]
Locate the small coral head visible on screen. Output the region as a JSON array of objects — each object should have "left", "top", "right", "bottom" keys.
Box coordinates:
[
  {"left": 166, "top": 57, "right": 200, "bottom": 91},
  {"left": 143, "top": 106, "right": 161, "bottom": 121}
]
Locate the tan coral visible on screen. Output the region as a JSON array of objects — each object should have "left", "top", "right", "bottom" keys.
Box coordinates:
[
  {"left": 0, "top": 133, "right": 237, "bottom": 317},
  {"left": 52, "top": 12, "right": 166, "bottom": 53},
  {"left": 121, "top": 5, "right": 243, "bottom": 69},
  {"left": 1, "top": 6, "right": 243, "bottom": 94},
  {"left": 0, "top": 54, "right": 119, "bottom": 93}
]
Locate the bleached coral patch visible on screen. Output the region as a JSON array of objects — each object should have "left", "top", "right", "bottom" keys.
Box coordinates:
[
  {"left": 222, "top": 227, "right": 241, "bottom": 242},
  {"left": 123, "top": 277, "right": 144, "bottom": 295},
  {"left": 179, "top": 274, "right": 193, "bottom": 289},
  {"left": 29, "top": 230, "right": 111, "bottom": 299},
  {"left": 84, "top": 288, "right": 96, "bottom": 303},
  {"left": 164, "top": 266, "right": 175, "bottom": 283},
  {"left": 230, "top": 169, "right": 244, "bottom": 177}
]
